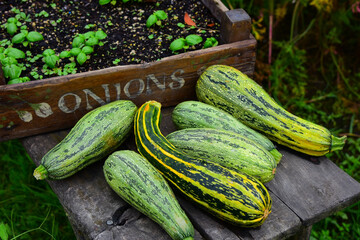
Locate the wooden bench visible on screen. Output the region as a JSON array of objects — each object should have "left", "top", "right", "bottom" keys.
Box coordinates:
[{"left": 21, "top": 106, "right": 360, "bottom": 240}]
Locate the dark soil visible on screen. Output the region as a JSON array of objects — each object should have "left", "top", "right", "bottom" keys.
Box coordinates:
[{"left": 0, "top": 0, "right": 220, "bottom": 83}]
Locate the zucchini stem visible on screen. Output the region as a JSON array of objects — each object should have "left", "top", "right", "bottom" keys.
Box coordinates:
[
  {"left": 330, "top": 135, "right": 347, "bottom": 152},
  {"left": 33, "top": 165, "right": 48, "bottom": 180}
]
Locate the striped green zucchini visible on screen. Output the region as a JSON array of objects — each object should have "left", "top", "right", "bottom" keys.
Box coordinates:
[
  {"left": 167, "top": 128, "right": 277, "bottom": 183},
  {"left": 196, "top": 65, "right": 347, "bottom": 156},
  {"left": 172, "top": 100, "right": 282, "bottom": 163},
  {"left": 103, "top": 150, "right": 194, "bottom": 240},
  {"left": 134, "top": 100, "right": 272, "bottom": 227},
  {"left": 33, "top": 100, "right": 137, "bottom": 180}
]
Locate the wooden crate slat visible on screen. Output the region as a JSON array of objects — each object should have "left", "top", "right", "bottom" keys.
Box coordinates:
[
  {"left": 0, "top": 39, "right": 256, "bottom": 142},
  {"left": 265, "top": 147, "right": 360, "bottom": 226}
]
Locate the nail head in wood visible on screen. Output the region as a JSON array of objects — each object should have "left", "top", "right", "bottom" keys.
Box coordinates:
[{"left": 221, "top": 9, "right": 251, "bottom": 43}]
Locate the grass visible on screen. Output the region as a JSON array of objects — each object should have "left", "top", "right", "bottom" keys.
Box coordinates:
[{"left": 0, "top": 140, "right": 76, "bottom": 240}]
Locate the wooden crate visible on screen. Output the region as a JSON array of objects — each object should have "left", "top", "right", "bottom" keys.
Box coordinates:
[{"left": 0, "top": 0, "right": 256, "bottom": 141}]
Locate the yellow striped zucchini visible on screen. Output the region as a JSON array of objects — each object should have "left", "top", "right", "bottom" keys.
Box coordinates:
[
  {"left": 167, "top": 128, "right": 277, "bottom": 183},
  {"left": 196, "top": 65, "right": 346, "bottom": 156},
  {"left": 172, "top": 100, "right": 282, "bottom": 163},
  {"left": 33, "top": 100, "right": 137, "bottom": 180},
  {"left": 134, "top": 100, "right": 272, "bottom": 227},
  {"left": 103, "top": 150, "right": 194, "bottom": 240}
]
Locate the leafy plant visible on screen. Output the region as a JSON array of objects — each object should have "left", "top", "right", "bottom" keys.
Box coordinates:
[
  {"left": 12, "top": 30, "right": 44, "bottom": 46},
  {"left": 0, "top": 47, "right": 28, "bottom": 84},
  {"left": 169, "top": 34, "right": 203, "bottom": 53},
  {"left": 42, "top": 49, "right": 59, "bottom": 69},
  {"left": 203, "top": 37, "right": 218, "bottom": 49},
  {"left": 146, "top": 10, "right": 168, "bottom": 28},
  {"left": 59, "top": 30, "right": 107, "bottom": 65},
  {"left": 99, "top": 0, "right": 141, "bottom": 5}
]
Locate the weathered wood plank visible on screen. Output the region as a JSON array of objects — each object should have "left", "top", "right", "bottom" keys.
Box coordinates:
[
  {"left": 266, "top": 147, "right": 360, "bottom": 226},
  {"left": 0, "top": 63, "right": 5, "bottom": 85},
  {"left": 200, "top": 0, "right": 228, "bottom": 23},
  {"left": 220, "top": 9, "right": 252, "bottom": 43},
  {"left": 0, "top": 39, "right": 256, "bottom": 142}
]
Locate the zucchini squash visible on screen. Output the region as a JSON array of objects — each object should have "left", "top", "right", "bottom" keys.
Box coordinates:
[
  {"left": 172, "top": 100, "right": 282, "bottom": 163},
  {"left": 134, "top": 100, "right": 272, "bottom": 227},
  {"left": 33, "top": 100, "right": 138, "bottom": 180},
  {"left": 103, "top": 150, "right": 194, "bottom": 240},
  {"left": 196, "top": 65, "right": 346, "bottom": 156},
  {"left": 167, "top": 128, "right": 277, "bottom": 183}
]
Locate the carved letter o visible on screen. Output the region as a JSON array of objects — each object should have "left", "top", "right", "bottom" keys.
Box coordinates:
[{"left": 58, "top": 93, "right": 82, "bottom": 113}]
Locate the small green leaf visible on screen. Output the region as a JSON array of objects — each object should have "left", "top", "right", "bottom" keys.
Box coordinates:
[
  {"left": 148, "top": 34, "right": 154, "bottom": 39},
  {"left": 7, "top": 78, "right": 23, "bottom": 85},
  {"left": 99, "top": 0, "right": 111, "bottom": 5},
  {"left": 70, "top": 48, "right": 82, "bottom": 56},
  {"left": 11, "top": 32, "right": 27, "bottom": 44},
  {"left": 7, "top": 17, "right": 18, "bottom": 23},
  {"left": 203, "top": 37, "right": 218, "bottom": 49},
  {"left": 44, "top": 55, "right": 59, "bottom": 69},
  {"left": 84, "top": 31, "right": 95, "bottom": 39},
  {"left": 170, "top": 38, "right": 186, "bottom": 52},
  {"left": 1, "top": 57, "right": 18, "bottom": 66},
  {"left": 146, "top": 14, "right": 157, "bottom": 28},
  {"left": 42, "top": 49, "right": 55, "bottom": 56},
  {"left": 59, "top": 50, "right": 71, "bottom": 58},
  {"left": 5, "top": 48, "right": 25, "bottom": 59},
  {"left": 76, "top": 52, "right": 87, "bottom": 65},
  {"left": 0, "top": 222, "right": 10, "bottom": 240},
  {"left": 26, "top": 31, "right": 44, "bottom": 42},
  {"left": 95, "top": 30, "right": 107, "bottom": 40},
  {"left": 4, "top": 64, "right": 22, "bottom": 79},
  {"left": 85, "top": 37, "right": 99, "bottom": 46},
  {"left": 177, "top": 23, "right": 185, "bottom": 28},
  {"left": 7, "top": 23, "right": 18, "bottom": 36},
  {"left": 154, "top": 10, "right": 168, "bottom": 20},
  {"left": 82, "top": 46, "right": 94, "bottom": 54},
  {"left": 185, "top": 34, "right": 203, "bottom": 46},
  {"left": 72, "top": 36, "right": 85, "bottom": 48}
]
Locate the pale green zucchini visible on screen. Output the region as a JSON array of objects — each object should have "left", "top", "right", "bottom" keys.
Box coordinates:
[
  {"left": 33, "top": 100, "right": 137, "bottom": 180},
  {"left": 103, "top": 150, "right": 194, "bottom": 240},
  {"left": 172, "top": 100, "right": 282, "bottom": 163},
  {"left": 196, "top": 65, "right": 346, "bottom": 156},
  {"left": 167, "top": 128, "right": 277, "bottom": 183}
]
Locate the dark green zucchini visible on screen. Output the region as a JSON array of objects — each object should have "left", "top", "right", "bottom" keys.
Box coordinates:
[
  {"left": 134, "top": 100, "right": 272, "bottom": 227},
  {"left": 33, "top": 100, "right": 137, "bottom": 180}
]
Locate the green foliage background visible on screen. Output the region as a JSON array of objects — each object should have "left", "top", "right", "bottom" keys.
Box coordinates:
[
  {"left": 1, "top": 0, "right": 360, "bottom": 239},
  {"left": 224, "top": 0, "right": 360, "bottom": 239}
]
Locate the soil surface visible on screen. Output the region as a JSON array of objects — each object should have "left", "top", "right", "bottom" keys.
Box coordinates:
[{"left": 0, "top": 0, "right": 220, "bottom": 83}]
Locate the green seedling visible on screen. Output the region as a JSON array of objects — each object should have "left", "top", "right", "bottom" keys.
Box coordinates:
[
  {"left": 42, "top": 49, "right": 59, "bottom": 69},
  {"left": 65, "top": 30, "right": 107, "bottom": 65},
  {"left": 3, "top": 17, "right": 20, "bottom": 36},
  {"left": 0, "top": 47, "right": 27, "bottom": 83},
  {"left": 35, "top": 10, "right": 49, "bottom": 17},
  {"left": 7, "top": 76, "right": 30, "bottom": 85},
  {"left": 169, "top": 34, "right": 203, "bottom": 53},
  {"left": 146, "top": 10, "right": 168, "bottom": 28},
  {"left": 12, "top": 30, "right": 44, "bottom": 47},
  {"left": 99, "top": 0, "right": 140, "bottom": 5},
  {"left": 203, "top": 37, "right": 218, "bottom": 49}
]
